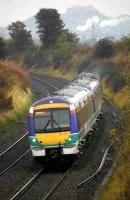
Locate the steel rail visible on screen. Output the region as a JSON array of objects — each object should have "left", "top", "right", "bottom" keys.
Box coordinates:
[
  {"left": 31, "top": 77, "right": 58, "bottom": 90},
  {"left": 76, "top": 144, "right": 112, "bottom": 188},
  {"left": 33, "top": 81, "right": 51, "bottom": 96},
  {"left": 40, "top": 84, "right": 50, "bottom": 96},
  {"left": 42, "top": 174, "right": 68, "bottom": 200},
  {"left": 0, "top": 148, "right": 31, "bottom": 177},
  {"left": 0, "top": 132, "right": 28, "bottom": 158},
  {"left": 30, "top": 72, "right": 69, "bottom": 84},
  {"left": 9, "top": 158, "right": 78, "bottom": 200},
  {"left": 43, "top": 159, "right": 78, "bottom": 200},
  {"left": 10, "top": 168, "right": 43, "bottom": 200}
]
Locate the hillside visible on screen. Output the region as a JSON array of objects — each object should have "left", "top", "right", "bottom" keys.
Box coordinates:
[
  {"left": 0, "top": 60, "right": 32, "bottom": 146},
  {"left": 96, "top": 52, "right": 130, "bottom": 200},
  {"left": 62, "top": 6, "right": 130, "bottom": 41}
]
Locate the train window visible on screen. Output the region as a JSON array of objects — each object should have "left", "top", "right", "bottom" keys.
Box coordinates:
[
  {"left": 34, "top": 110, "right": 51, "bottom": 132},
  {"left": 34, "top": 108, "right": 70, "bottom": 133},
  {"left": 53, "top": 109, "right": 70, "bottom": 131}
]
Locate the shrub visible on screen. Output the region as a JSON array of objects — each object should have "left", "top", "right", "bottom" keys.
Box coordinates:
[{"left": 0, "top": 60, "right": 32, "bottom": 138}]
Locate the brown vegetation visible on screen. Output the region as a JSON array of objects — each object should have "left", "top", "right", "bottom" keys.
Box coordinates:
[
  {"left": 0, "top": 60, "right": 29, "bottom": 110},
  {"left": 0, "top": 60, "right": 31, "bottom": 140},
  {"left": 97, "top": 49, "right": 130, "bottom": 200}
]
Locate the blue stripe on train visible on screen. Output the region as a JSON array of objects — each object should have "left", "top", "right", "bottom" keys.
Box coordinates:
[
  {"left": 70, "top": 112, "right": 79, "bottom": 133},
  {"left": 28, "top": 117, "right": 35, "bottom": 136}
]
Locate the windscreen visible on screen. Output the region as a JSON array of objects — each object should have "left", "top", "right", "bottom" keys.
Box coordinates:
[{"left": 34, "top": 108, "right": 70, "bottom": 133}]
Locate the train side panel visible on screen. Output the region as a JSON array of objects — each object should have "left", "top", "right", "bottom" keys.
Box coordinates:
[{"left": 76, "top": 83, "right": 103, "bottom": 141}]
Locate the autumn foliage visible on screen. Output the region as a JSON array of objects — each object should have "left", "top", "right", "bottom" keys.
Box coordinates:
[
  {"left": 0, "top": 60, "right": 31, "bottom": 140},
  {"left": 98, "top": 39, "right": 130, "bottom": 200},
  {"left": 0, "top": 60, "right": 29, "bottom": 110}
]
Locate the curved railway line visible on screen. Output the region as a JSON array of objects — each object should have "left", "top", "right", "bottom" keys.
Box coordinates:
[
  {"left": 9, "top": 160, "right": 76, "bottom": 200},
  {"left": 31, "top": 79, "right": 51, "bottom": 97},
  {"left": 0, "top": 132, "right": 28, "bottom": 158},
  {"left": 0, "top": 74, "right": 115, "bottom": 200},
  {"left": 76, "top": 144, "right": 112, "bottom": 189},
  {"left": 43, "top": 143, "right": 112, "bottom": 200}
]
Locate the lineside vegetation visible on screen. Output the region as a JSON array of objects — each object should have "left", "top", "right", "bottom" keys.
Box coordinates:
[
  {"left": 96, "top": 37, "right": 130, "bottom": 200},
  {"left": 0, "top": 60, "right": 32, "bottom": 143}
]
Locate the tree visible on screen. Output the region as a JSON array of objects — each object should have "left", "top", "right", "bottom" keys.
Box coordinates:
[
  {"left": 35, "top": 8, "right": 64, "bottom": 48},
  {"left": 58, "top": 30, "right": 79, "bottom": 44},
  {"left": 8, "top": 21, "right": 33, "bottom": 52},
  {"left": 115, "top": 34, "right": 130, "bottom": 55},
  {"left": 0, "top": 37, "right": 6, "bottom": 59},
  {"left": 95, "top": 38, "right": 115, "bottom": 58}
]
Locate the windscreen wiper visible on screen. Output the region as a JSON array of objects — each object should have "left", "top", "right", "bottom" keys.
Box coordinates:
[
  {"left": 43, "top": 119, "right": 51, "bottom": 131},
  {"left": 53, "top": 119, "right": 62, "bottom": 131}
]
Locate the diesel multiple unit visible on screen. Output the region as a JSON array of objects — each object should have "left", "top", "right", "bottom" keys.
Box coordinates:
[{"left": 28, "top": 73, "right": 103, "bottom": 158}]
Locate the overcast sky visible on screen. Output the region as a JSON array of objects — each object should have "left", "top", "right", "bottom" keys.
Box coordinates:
[{"left": 0, "top": 0, "right": 130, "bottom": 26}]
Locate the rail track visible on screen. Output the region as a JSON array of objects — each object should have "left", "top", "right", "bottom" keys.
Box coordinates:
[
  {"left": 0, "top": 132, "right": 28, "bottom": 158},
  {"left": 31, "top": 79, "right": 51, "bottom": 97},
  {"left": 30, "top": 72, "right": 69, "bottom": 86},
  {"left": 76, "top": 144, "right": 112, "bottom": 189},
  {"left": 31, "top": 76, "right": 58, "bottom": 94},
  {"left": 44, "top": 144, "right": 112, "bottom": 200},
  {"left": 10, "top": 168, "right": 43, "bottom": 200},
  {"left": 0, "top": 132, "right": 29, "bottom": 176},
  {"left": 9, "top": 160, "right": 76, "bottom": 200},
  {"left": 9, "top": 142, "right": 112, "bottom": 200},
  {"left": 0, "top": 148, "right": 31, "bottom": 177}
]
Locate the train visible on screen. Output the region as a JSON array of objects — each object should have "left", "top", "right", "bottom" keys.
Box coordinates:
[{"left": 28, "top": 73, "right": 103, "bottom": 158}]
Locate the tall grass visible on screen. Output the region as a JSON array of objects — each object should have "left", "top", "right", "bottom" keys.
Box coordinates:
[
  {"left": 97, "top": 52, "right": 130, "bottom": 200},
  {"left": 0, "top": 60, "right": 32, "bottom": 141}
]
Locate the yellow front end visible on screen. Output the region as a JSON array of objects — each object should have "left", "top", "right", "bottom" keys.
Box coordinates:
[{"left": 36, "top": 131, "right": 70, "bottom": 146}]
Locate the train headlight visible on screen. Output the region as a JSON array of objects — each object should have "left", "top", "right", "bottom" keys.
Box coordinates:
[
  {"left": 70, "top": 104, "right": 75, "bottom": 111},
  {"left": 29, "top": 106, "right": 34, "bottom": 117},
  {"left": 32, "top": 138, "right": 36, "bottom": 143},
  {"left": 68, "top": 138, "right": 71, "bottom": 141}
]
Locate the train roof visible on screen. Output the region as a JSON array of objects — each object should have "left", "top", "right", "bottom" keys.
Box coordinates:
[
  {"left": 32, "top": 73, "right": 100, "bottom": 107},
  {"left": 53, "top": 73, "right": 99, "bottom": 104}
]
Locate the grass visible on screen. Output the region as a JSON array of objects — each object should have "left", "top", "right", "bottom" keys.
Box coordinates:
[
  {"left": 0, "top": 60, "right": 32, "bottom": 144},
  {"left": 96, "top": 52, "right": 130, "bottom": 200}
]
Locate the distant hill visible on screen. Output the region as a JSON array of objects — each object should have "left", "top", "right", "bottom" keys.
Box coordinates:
[
  {"left": 62, "top": 6, "right": 130, "bottom": 42},
  {"left": 1, "top": 5, "right": 130, "bottom": 43},
  {"left": 62, "top": 6, "right": 108, "bottom": 32}
]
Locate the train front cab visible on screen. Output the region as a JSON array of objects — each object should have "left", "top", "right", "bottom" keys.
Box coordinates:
[{"left": 28, "top": 102, "right": 80, "bottom": 157}]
